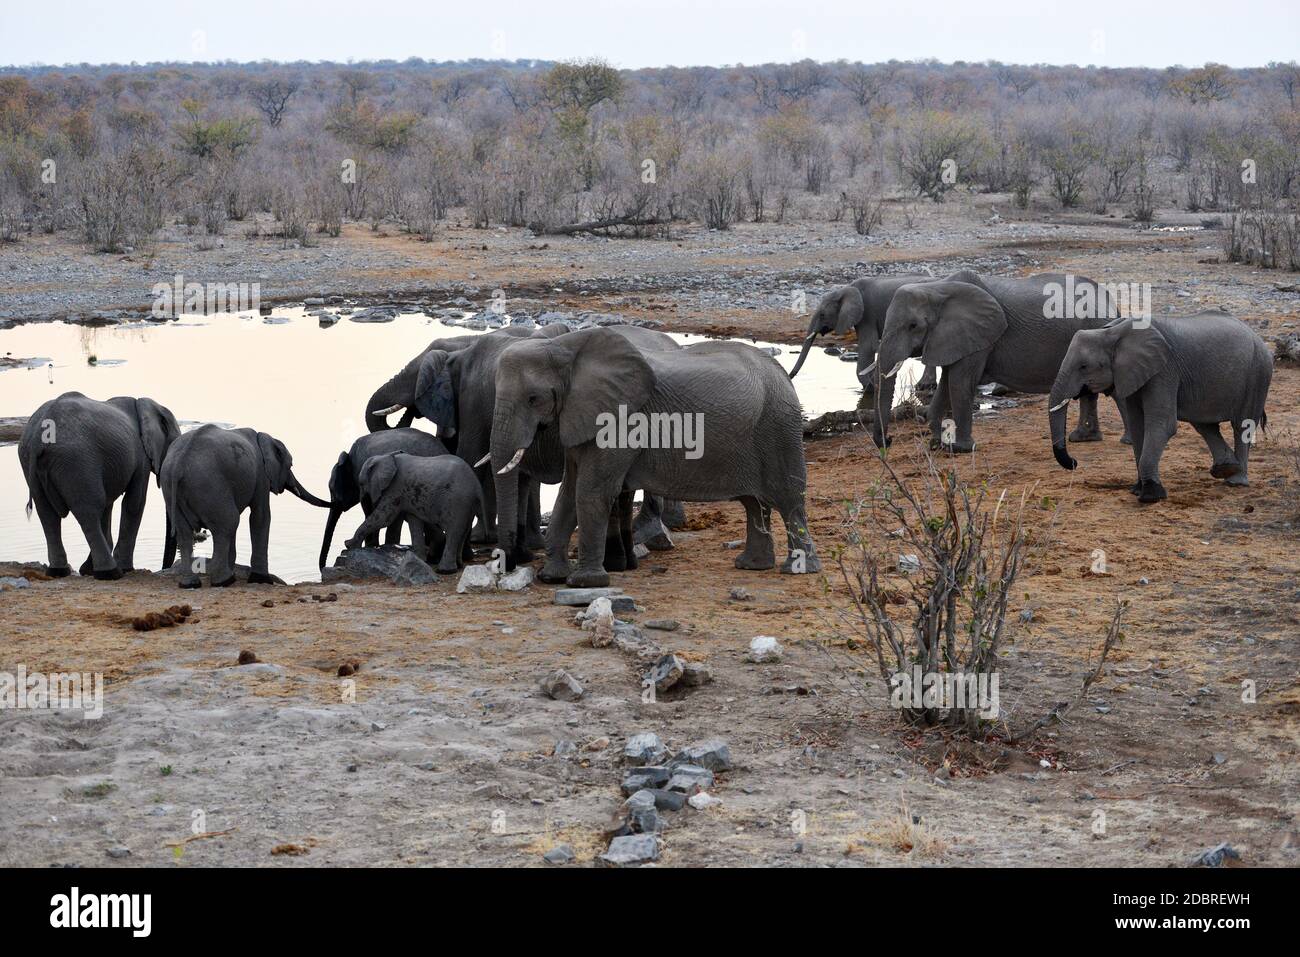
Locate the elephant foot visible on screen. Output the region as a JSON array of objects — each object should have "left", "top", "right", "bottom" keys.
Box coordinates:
[
  {"left": 525, "top": 533, "right": 547, "bottom": 550},
  {"left": 735, "top": 551, "right": 775, "bottom": 571},
  {"left": 933, "top": 439, "right": 975, "bottom": 454},
  {"left": 435, "top": 563, "right": 459, "bottom": 575},
  {"left": 1069, "top": 427, "right": 1103, "bottom": 443},
  {"left": 343, "top": 538, "right": 361, "bottom": 551},
  {"left": 247, "top": 571, "right": 276, "bottom": 585},
  {"left": 624, "top": 550, "right": 639, "bottom": 571},
  {"left": 660, "top": 500, "right": 687, "bottom": 530},
  {"left": 510, "top": 544, "right": 534, "bottom": 567},
  {"left": 871, "top": 433, "right": 892, "bottom": 451},
  {"left": 1210, "top": 461, "right": 1241, "bottom": 479},
  {"left": 1137, "top": 479, "right": 1167, "bottom": 504},
  {"left": 47, "top": 565, "right": 72, "bottom": 578},
  {"left": 539, "top": 560, "right": 571, "bottom": 584},
  {"left": 1120, "top": 433, "right": 1133, "bottom": 446},
  {"left": 93, "top": 567, "right": 124, "bottom": 581},
  {"left": 603, "top": 540, "right": 628, "bottom": 573},
  {"left": 1225, "top": 473, "right": 1249, "bottom": 487},
  {"left": 78, "top": 557, "right": 94, "bottom": 576},
  {"left": 211, "top": 574, "right": 237, "bottom": 587},
  {"left": 566, "top": 568, "right": 610, "bottom": 588},
  {"left": 469, "top": 529, "right": 498, "bottom": 545},
  {"left": 781, "top": 552, "right": 822, "bottom": 574},
  {"left": 1129, "top": 481, "right": 1141, "bottom": 495},
  {"left": 178, "top": 576, "right": 202, "bottom": 589}
]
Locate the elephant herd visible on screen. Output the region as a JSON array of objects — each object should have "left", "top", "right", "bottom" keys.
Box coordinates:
[
  {"left": 793, "top": 269, "right": 1271, "bottom": 504},
  {"left": 15, "top": 268, "right": 1270, "bottom": 587}
]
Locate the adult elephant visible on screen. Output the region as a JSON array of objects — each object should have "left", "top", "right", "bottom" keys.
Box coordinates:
[
  {"left": 869, "top": 271, "right": 1119, "bottom": 451},
  {"left": 489, "top": 330, "right": 819, "bottom": 588},
  {"left": 364, "top": 325, "right": 536, "bottom": 434},
  {"left": 1047, "top": 313, "right": 1270, "bottom": 503},
  {"left": 19, "top": 392, "right": 180, "bottom": 579},
  {"left": 318, "top": 427, "right": 450, "bottom": 569},
  {"left": 788, "top": 274, "right": 939, "bottom": 392}
]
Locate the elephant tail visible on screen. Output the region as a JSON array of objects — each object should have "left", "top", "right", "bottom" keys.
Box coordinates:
[{"left": 25, "top": 445, "right": 66, "bottom": 517}]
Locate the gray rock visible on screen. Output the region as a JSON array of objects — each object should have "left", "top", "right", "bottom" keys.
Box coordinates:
[
  {"left": 0, "top": 576, "right": 30, "bottom": 590},
  {"left": 498, "top": 566, "right": 534, "bottom": 591},
  {"left": 324, "top": 545, "right": 434, "bottom": 585},
  {"left": 392, "top": 552, "right": 437, "bottom": 586},
  {"left": 643, "top": 619, "right": 680, "bottom": 632},
  {"left": 674, "top": 739, "right": 732, "bottom": 772},
  {"left": 629, "top": 804, "right": 662, "bottom": 834},
  {"left": 540, "top": 669, "right": 584, "bottom": 702},
  {"left": 1190, "top": 842, "right": 1241, "bottom": 868},
  {"left": 553, "top": 587, "right": 625, "bottom": 606},
  {"left": 600, "top": 833, "right": 659, "bottom": 866},
  {"left": 105, "top": 846, "right": 131, "bottom": 859},
  {"left": 624, "top": 733, "right": 668, "bottom": 766},
  {"left": 897, "top": 554, "right": 922, "bottom": 574},
  {"left": 645, "top": 788, "right": 688, "bottom": 811},
  {"left": 456, "top": 564, "right": 498, "bottom": 593},
  {"left": 621, "top": 766, "right": 671, "bottom": 795},
  {"left": 553, "top": 739, "right": 578, "bottom": 758},
  {"left": 646, "top": 654, "right": 684, "bottom": 693},
  {"left": 543, "top": 844, "right": 576, "bottom": 865},
  {"left": 680, "top": 662, "right": 714, "bottom": 687},
  {"left": 666, "top": 764, "right": 715, "bottom": 795},
  {"left": 746, "top": 635, "right": 783, "bottom": 663}
]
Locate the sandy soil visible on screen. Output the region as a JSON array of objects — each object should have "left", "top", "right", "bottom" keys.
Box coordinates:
[{"left": 1, "top": 196, "right": 1298, "bottom": 867}]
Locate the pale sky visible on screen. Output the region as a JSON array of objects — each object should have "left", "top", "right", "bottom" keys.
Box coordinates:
[{"left": 1, "top": 0, "right": 1295, "bottom": 70}]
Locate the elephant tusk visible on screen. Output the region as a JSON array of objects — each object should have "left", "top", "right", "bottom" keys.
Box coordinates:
[
  {"left": 1049, "top": 399, "right": 1070, "bottom": 412},
  {"left": 474, "top": 452, "right": 491, "bottom": 468},
  {"left": 883, "top": 360, "right": 905, "bottom": 379},
  {"left": 858, "top": 359, "right": 878, "bottom": 380},
  {"left": 370, "top": 404, "right": 404, "bottom": 416},
  {"left": 496, "top": 448, "right": 527, "bottom": 475}
]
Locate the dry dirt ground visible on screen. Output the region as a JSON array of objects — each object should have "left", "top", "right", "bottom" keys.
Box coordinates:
[{"left": 1, "top": 196, "right": 1298, "bottom": 867}]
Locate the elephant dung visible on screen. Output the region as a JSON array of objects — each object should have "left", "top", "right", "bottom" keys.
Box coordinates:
[
  {"left": 456, "top": 565, "right": 498, "bottom": 593},
  {"left": 540, "top": 669, "right": 584, "bottom": 702},
  {"left": 553, "top": 587, "right": 626, "bottom": 606}
]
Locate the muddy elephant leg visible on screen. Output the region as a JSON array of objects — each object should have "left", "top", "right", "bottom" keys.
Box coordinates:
[
  {"left": 1135, "top": 398, "right": 1174, "bottom": 503},
  {"left": 247, "top": 497, "right": 275, "bottom": 584},
  {"left": 568, "top": 462, "right": 622, "bottom": 589},
  {"left": 735, "top": 496, "right": 776, "bottom": 570},
  {"left": 74, "top": 500, "right": 120, "bottom": 580},
  {"left": 1194, "top": 422, "right": 1239, "bottom": 480},
  {"left": 937, "top": 359, "right": 981, "bottom": 453},
  {"left": 1227, "top": 420, "right": 1253, "bottom": 487},
  {"left": 114, "top": 471, "right": 148, "bottom": 572},
  {"left": 1070, "top": 393, "right": 1104, "bottom": 443},
  {"left": 32, "top": 488, "right": 70, "bottom": 576},
  {"left": 778, "top": 500, "right": 821, "bottom": 575},
  {"left": 541, "top": 468, "right": 579, "bottom": 583},
  {"left": 173, "top": 510, "right": 201, "bottom": 589}
]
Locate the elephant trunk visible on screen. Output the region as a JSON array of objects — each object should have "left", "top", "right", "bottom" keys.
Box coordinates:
[
  {"left": 365, "top": 368, "right": 415, "bottom": 432},
  {"left": 162, "top": 515, "right": 176, "bottom": 570},
  {"left": 319, "top": 503, "right": 344, "bottom": 569},
  {"left": 871, "top": 336, "right": 906, "bottom": 448},
  {"left": 787, "top": 326, "right": 820, "bottom": 380},
  {"left": 1048, "top": 377, "right": 1078, "bottom": 471},
  {"left": 287, "top": 470, "right": 332, "bottom": 508}
]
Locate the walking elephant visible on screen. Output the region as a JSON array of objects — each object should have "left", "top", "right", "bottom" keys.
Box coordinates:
[
  {"left": 161, "top": 425, "right": 330, "bottom": 587},
  {"left": 789, "top": 274, "right": 939, "bottom": 392},
  {"left": 18, "top": 392, "right": 180, "bottom": 578},
  {"left": 318, "top": 427, "right": 449, "bottom": 569},
  {"left": 364, "top": 325, "right": 537, "bottom": 434},
  {"left": 344, "top": 453, "right": 481, "bottom": 574},
  {"left": 1048, "top": 312, "right": 1271, "bottom": 503},
  {"left": 870, "top": 271, "right": 1122, "bottom": 451},
  {"left": 489, "top": 329, "right": 819, "bottom": 588}
]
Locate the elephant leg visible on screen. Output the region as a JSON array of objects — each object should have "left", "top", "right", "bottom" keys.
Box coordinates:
[
  {"left": 1124, "top": 399, "right": 1146, "bottom": 494},
  {"left": 358, "top": 498, "right": 381, "bottom": 548},
  {"left": 1113, "top": 395, "right": 1133, "bottom": 445},
  {"left": 383, "top": 516, "right": 404, "bottom": 546},
  {"left": 915, "top": 363, "right": 939, "bottom": 392},
  {"left": 1227, "top": 420, "right": 1252, "bottom": 487},
  {"left": 735, "top": 496, "right": 776, "bottom": 570},
  {"left": 173, "top": 510, "right": 201, "bottom": 589},
  {"left": 1135, "top": 399, "right": 1175, "bottom": 503},
  {"left": 1070, "top": 393, "right": 1104, "bottom": 443},
  {"left": 937, "top": 360, "right": 980, "bottom": 453},
  {"left": 246, "top": 496, "right": 275, "bottom": 584},
  {"left": 602, "top": 494, "right": 629, "bottom": 573},
  {"left": 346, "top": 499, "right": 403, "bottom": 550},
  {"left": 619, "top": 489, "right": 637, "bottom": 570},
  {"left": 435, "top": 518, "right": 465, "bottom": 575},
  {"left": 525, "top": 482, "right": 546, "bottom": 550},
  {"left": 660, "top": 497, "right": 686, "bottom": 530},
  {"left": 114, "top": 471, "right": 148, "bottom": 572},
  {"left": 471, "top": 470, "right": 498, "bottom": 544},
  {"left": 31, "top": 488, "right": 70, "bottom": 576},
  {"left": 568, "top": 463, "right": 622, "bottom": 588},
  {"left": 206, "top": 511, "right": 239, "bottom": 587},
  {"left": 926, "top": 374, "right": 951, "bottom": 442},
  {"left": 1194, "top": 422, "right": 1239, "bottom": 479},
  {"left": 778, "top": 500, "right": 821, "bottom": 575},
  {"left": 74, "top": 501, "right": 120, "bottom": 580},
  {"left": 541, "top": 469, "right": 579, "bottom": 583}
]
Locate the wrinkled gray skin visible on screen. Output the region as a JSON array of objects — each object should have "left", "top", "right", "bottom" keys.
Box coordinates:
[
  {"left": 491, "top": 329, "right": 819, "bottom": 588},
  {"left": 161, "top": 425, "right": 330, "bottom": 587},
  {"left": 319, "top": 427, "right": 449, "bottom": 569},
  {"left": 789, "top": 275, "right": 939, "bottom": 392},
  {"left": 417, "top": 323, "right": 683, "bottom": 567},
  {"left": 344, "top": 453, "right": 482, "bottom": 574},
  {"left": 19, "top": 391, "right": 180, "bottom": 578},
  {"left": 1048, "top": 313, "right": 1271, "bottom": 503},
  {"left": 364, "top": 325, "right": 537, "bottom": 434},
  {"left": 872, "top": 270, "right": 1120, "bottom": 451}
]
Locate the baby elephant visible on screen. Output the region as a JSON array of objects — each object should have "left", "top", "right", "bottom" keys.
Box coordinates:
[
  {"left": 161, "top": 425, "right": 331, "bottom": 587},
  {"left": 1048, "top": 312, "right": 1271, "bottom": 502},
  {"left": 344, "top": 453, "right": 481, "bottom": 574}
]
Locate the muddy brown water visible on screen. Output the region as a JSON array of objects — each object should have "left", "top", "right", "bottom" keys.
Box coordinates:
[{"left": 0, "top": 310, "right": 925, "bottom": 582}]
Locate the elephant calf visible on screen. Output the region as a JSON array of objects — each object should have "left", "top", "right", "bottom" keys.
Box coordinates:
[
  {"left": 1048, "top": 312, "right": 1271, "bottom": 503},
  {"left": 19, "top": 392, "right": 180, "bottom": 579},
  {"left": 343, "top": 453, "right": 481, "bottom": 574},
  {"left": 319, "top": 428, "right": 449, "bottom": 569},
  {"left": 161, "top": 425, "right": 330, "bottom": 587}
]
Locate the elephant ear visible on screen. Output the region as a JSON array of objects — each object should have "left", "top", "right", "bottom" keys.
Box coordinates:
[
  {"left": 1111, "top": 321, "right": 1173, "bottom": 398},
  {"left": 328, "top": 451, "right": 359, "bottom": 507},
  {"left": 256, "top": 432, "right": 293, "bottom": 494},
  {"left": 922, "top": 282, "right": 1008, "bottom": 369},
  {"left": 414, "top": 351, "right": 457, "bottom": 437},
  {"left": 134, "top": 397, "right": 179, "bottom": 486},
  {"left": 358, "top": 454, "right": 399, "bottom": 501},
  {"left": 557, "top": 329, "right": 656, "bottom": 448},
  {"left": 831, "top": 285, "right": 866, "bottom": 336}
]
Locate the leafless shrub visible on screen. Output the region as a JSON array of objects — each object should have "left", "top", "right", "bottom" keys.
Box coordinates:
[
  {"left": 844, "top": 178, "right": 884, "bottom": 235},
  {"left": 684, "top": 149, "right": 739, "bottom": 230}
]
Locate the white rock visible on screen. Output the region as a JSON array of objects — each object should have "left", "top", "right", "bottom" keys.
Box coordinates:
[
  {"left": 499, "top": 566, "right": 534, "bottom": 591},
  {"left": 456, "top": 565, "right": 498, "bottom": 593},
  {"left": 746, "top": 635, "right": 783, "bottom": 663},
  {"left": 688, "top": 791, "right": 723, "bottom": 810}
]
